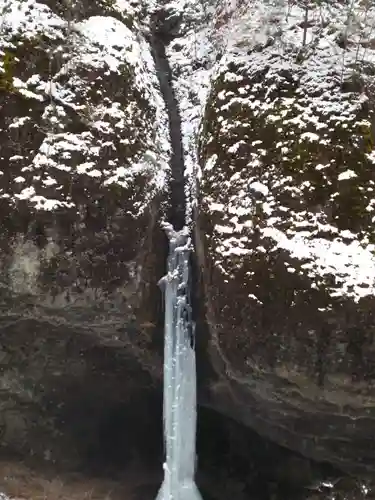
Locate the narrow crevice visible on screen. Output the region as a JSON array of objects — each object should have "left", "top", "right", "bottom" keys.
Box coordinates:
[
  {"left": 190, "top": 243, "right": 217, "bottom": 398},
  {"left": 149, "top": 11, "right": 186, "bottom": 231}
]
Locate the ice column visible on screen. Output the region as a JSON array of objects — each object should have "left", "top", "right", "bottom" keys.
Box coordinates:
[{"left": 156, "top": 224, "right": 203, "bottom": 500}]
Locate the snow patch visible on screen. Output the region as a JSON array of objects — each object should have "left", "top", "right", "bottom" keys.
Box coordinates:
[{"left": 263, "top": 226, "right": 375, "bottom": 301}]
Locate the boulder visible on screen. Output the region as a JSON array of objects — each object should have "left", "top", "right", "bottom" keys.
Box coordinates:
[
  {"left": 0, "top": 0, "right": 169, "bottom": 465},
  {"left": 196, "top": 0, "right": 375, "bottom": 475}
]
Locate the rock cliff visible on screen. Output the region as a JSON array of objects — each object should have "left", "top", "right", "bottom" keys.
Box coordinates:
[
  {"left": 195, "top": 0, "right": 375, "bottom": 475},
  {"left": 1, "top": 0, "right": 375, "bottom": 494},
  {"left": 0, "top": 0, "right": 169, "bottom": 466}
]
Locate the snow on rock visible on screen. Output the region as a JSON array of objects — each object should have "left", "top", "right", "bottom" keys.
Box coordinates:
[
  {"left": 0, "top": 0, "right": 170, "bottom": 297},
  {"left": 163, "top": 0, "right": 217, "bottom": 223},
  {"left": 40, "top": 0, "right": 141, "bottom": 23},
  {"left": 0, "top": 0, "right": 169, "bottom": 214},
  {"left": 195, "top": 0, "right": 375, "bottom": 474},
  {"left": 200, "top": 0, "right": 375, "bottom": 303}
]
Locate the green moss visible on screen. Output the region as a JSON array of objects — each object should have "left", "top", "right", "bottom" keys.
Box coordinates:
[
  {"left": 360, "top": 123, "right": 373, "bottom": 153},
  {"left": 200, "top": 57, "right": 375, "bottom": 242},
  {"left": 0, "top": 50, "right": 16, "bottom": 91}
]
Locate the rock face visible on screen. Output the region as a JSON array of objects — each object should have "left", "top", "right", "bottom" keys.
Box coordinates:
[
  {"left": 196, "top": 0, "right": 375, "bottom": 475},
  {"left": 2, "top": 0, "right": 375, "bottom": 486},
  {"left": 0, "top": 0, "right": 169, "bottom": 465},
  {"left": 149, "top": 9, "right": 186, "bottom": 230}
]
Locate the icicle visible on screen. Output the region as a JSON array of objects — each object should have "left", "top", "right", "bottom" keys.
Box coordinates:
[{"left": 156, "top": 224, "right": 203, "bottom": 500}]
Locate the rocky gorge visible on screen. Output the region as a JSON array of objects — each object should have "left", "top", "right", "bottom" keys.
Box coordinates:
[{"left": 0, "top": 0, "right": 374, "bottom": 499}]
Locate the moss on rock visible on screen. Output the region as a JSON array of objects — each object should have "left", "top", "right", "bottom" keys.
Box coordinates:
[
  {"left": 197, "top": 18, "right": 375, "bottom": 474},
  {"left": 0, "top": 0, "right": 168, "bottom": 466}
]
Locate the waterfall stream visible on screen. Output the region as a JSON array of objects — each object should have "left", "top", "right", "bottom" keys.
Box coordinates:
[
  {"left": 149, "top": 6, "right": 203, "bottom": 498},
  {"left": 156, "top": 223, "right": 203, "bottom": 500}
]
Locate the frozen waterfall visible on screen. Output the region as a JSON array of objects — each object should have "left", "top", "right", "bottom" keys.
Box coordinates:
[{"left": 156, "top": 224, "right": 203, "bottom": 500}]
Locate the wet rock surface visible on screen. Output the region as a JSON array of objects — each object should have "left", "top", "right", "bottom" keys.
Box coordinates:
[{"left": 0, "top": 406, "right": 367, "bottom": 500}]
